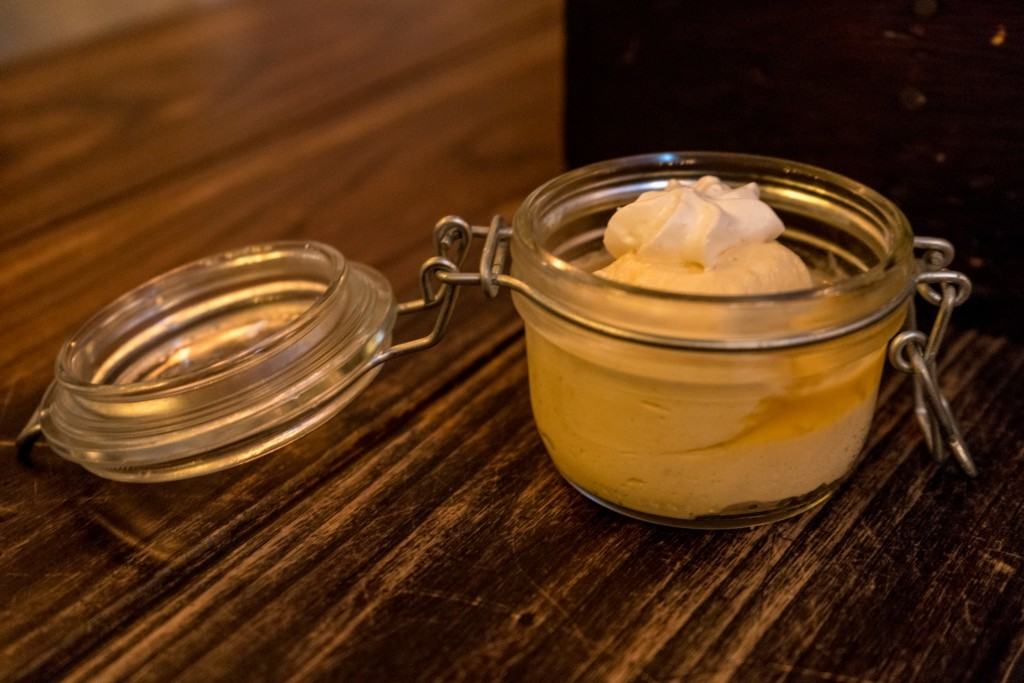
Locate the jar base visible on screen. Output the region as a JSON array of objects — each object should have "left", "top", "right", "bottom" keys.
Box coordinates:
[{"left": 563, "top": 477, "right": 836, "bottom": 530}]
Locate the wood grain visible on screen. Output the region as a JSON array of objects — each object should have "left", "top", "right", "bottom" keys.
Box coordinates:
[
  {"left": 2, "top": 1, "right": 1024, "bottom": 682},
  {"left": 0, "top": 0, "right": 555, "bottom": 239}
]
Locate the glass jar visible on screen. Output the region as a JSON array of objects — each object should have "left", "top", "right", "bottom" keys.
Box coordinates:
[
  {"left": 19, "top": 152, "right": 974, "bottom": 529},
  {"left": 510, "top": 153, "right": 916, "bottom": 527}
]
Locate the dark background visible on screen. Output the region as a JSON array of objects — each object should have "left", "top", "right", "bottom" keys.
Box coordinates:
[{"left": 566, "top": 0, "right": 1024, "bottom": 337}]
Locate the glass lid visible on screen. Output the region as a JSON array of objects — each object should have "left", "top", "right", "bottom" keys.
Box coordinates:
[{"left": 22, "top": 242, "right": 396, "bottom": 481}]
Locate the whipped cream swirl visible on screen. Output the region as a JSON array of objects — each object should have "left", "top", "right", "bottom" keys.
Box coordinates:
[{"left": 603, "top": 176, "right": 785, "bottom": 269}]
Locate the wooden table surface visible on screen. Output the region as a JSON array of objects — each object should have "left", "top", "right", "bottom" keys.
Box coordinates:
[{"left": 2, "top": 1, "right": 1023, "bottom": 681}]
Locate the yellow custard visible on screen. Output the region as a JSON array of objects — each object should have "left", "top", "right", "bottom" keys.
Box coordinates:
[{"left": 522, "top": 313, "right": 900, "bottom": 520}]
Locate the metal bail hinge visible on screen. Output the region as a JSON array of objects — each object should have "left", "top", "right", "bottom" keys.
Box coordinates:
[
  {"left": 887, "top": 236, "right": 976, "bottom": 477},
  {"left": 378, "top": 215, "right": 513, "bottom": 364}
]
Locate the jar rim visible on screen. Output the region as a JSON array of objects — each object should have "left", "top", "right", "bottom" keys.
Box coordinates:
[
  {"left": 513, "top": 151, "right": 914, "bottom": 305},
  {"left": 55, "top": 241, "right": 348, "bottom": 397}
]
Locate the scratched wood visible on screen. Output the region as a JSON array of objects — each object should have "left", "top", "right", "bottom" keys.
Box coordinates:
[{"left": 2, "top": 1, "right": 1023, "bottom": 682}]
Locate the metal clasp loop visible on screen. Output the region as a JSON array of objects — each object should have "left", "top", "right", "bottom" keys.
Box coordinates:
[
  {"left": 382, "top": 215, "right": 514, "bottom": 362},
  {"left": 478, "top": 215, "right": 512, "bottom": 297},
  {"left": 887, "top": 237, "right": 976, "bottom": 477},
  {"left": 377, "top": 216, "right": 475, "bottom": 363}
]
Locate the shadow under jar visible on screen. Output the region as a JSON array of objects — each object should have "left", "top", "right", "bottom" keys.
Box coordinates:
[{"left": 19, "top": 153, "right": 973, "bottom": 530}]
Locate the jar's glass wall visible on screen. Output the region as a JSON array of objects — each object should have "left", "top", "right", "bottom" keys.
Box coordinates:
[{"left": 510, "top": 152, "right": 916, "bottom": 527}]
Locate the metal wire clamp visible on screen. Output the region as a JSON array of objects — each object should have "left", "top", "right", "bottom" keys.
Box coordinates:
[{"left": 888, "top": 237, "right": 976, "bottom": 476}]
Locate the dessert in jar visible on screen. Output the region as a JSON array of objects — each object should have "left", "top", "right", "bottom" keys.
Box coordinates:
[
  {"left": 511, "top": 154, "right": 918, "bottom": 528},
  {"left": 21, "top": 152, "right": 972, "bottom": 530}
]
